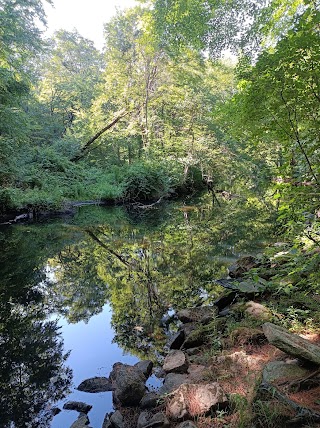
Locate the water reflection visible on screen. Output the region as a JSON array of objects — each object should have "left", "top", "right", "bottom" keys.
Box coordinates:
[
  {"left": 0, "top": 194, "right": 274, "bottom": 426},
  {"left": 0, "top": 279, "right": 72, "bottom": 427}
]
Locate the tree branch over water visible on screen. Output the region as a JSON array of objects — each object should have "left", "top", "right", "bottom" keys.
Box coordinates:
[{"left": 71, "top": 109, "right": 129, "bottom": 162}]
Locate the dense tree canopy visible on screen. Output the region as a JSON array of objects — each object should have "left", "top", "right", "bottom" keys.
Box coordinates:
[
  {"left": 0, "top": 0, "right": 318, "bottom": 238},
  {"left": 1, "top": 0, "right": 320, "bottom": 426}
]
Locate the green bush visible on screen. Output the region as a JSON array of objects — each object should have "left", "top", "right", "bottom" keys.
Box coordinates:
[
  {"left": 120, "top": 160, "right": 184, "bottom": 201},
  {"left": 0, "top": 188, "right": 18, "bottom": 213}
]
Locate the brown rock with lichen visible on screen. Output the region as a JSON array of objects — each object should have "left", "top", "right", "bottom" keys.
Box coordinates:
[{"left": 166, "top": 383, "right": 228, "bottom": 420}]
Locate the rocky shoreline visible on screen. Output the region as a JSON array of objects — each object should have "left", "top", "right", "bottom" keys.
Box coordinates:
[{"left": 54, "top": 256, "right": 320, "bottom": 428}]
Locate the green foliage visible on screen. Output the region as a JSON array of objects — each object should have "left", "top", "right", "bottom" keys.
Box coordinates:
[
  {"left": 121, "top": 161, "right": 180, "bottom": 201},
  {"left": 151, "top": 0, "right": 265, "bottom": 57},
  {"left": 0, "top": 0, "right": 51, "bottom": 136},
  {"left": 2, "top": 1, "right": 320, "bottom": 425},
  {"left": 0, "top": 3, "right": 239, "bottom": 214},
  {"left": 0, "top": 188, "right": 18, "bottom": 213},
  {"left": 224, "top": 3, "right": 320, "bottom": 238},
  {"left": 229, "top": 393, "right": 251, "bottom": 428},
  {"left": 252, "top": 399, "right": 294, "bottom": 428},
  {"left": 32, "top": 29, "right": 104, "bottom": 143}
]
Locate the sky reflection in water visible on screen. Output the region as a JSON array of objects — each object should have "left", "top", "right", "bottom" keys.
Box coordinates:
[
  {"left": 52, "top": 304, "right": 139, "bottom": 428},
  {"left": 0, "top": 195, "right": 274, "bottom": 427}
]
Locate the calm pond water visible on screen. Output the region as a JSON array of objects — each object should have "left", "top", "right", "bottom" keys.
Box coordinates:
[{"left": 0, "top": 193, "right": 274, "bottom": 428}]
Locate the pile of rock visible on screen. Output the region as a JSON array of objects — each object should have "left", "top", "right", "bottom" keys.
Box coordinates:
[
  {"left": 58, "top": 256, "right": 320, "bottom": 427},
  {"left": 61, "top": 347, "right": 229, "bottom": 428}
]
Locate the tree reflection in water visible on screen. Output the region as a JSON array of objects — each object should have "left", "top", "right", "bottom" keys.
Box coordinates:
[
  {"left": 0, "top": 228, "right": 72, "bottom": 428},
  {"left": 0, "top": 194, "right": 274, "bottom": 425},
  {"left": 0, "top": 311, "right": 72, "bottom": 427}
]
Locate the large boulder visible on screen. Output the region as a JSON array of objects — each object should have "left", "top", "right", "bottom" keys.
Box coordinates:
[
  {"left": 134, "top": 361, "right": 153, "bottom": 379},
  {"left": 182, "top": 324, "right": 205, "bottom": 349},
  {"left": 139, "top": 392, "right": 159, "bottom": 409},
  {"left": 262, "top": 323, "right": 320, "bottom": 365},
  {"left": 263, "top": 360, "right": 310, "bottom": 384},
  {"left": 110, "top": 363, "right": 146, "bottom": 406},
  {"left": 77, "top": 377, "right": 113, "bottom": 393},
  {"left": 63, "top": 401, "right": 92, "bottom": 414},
  {"left": 102, "top": 414, "right": 112, "bottom": 428},
  {"left": 216, "top": 278, "right": 265, "bottom": 294},
  {"left": 185, "top": 347, "right": 202, "bottom": 356},
  {"left": 187, "top": 364, "right": 209, "bottom": 381},
  {"left": 213, "top": 292, "right": 237, "bottom": 312},
  {"left": 166, "top": 383, "right": 228, "bottom": 420},
  {"left": 159, "top": 365, "right": 208, "bottom": 395},
  {"left": 163, "top": 350, "right": 189, "bottom": 374}
]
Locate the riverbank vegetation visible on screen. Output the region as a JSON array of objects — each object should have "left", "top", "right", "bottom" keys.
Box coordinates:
[
  {"left": 1, "top": 1, "right": 320, "bottom": 424},
  {"left": 1, "top": 1, "right": 319, "bottom": 225},
  {"left": 2, "top": 0, "right": 319, "bottom": 273}
]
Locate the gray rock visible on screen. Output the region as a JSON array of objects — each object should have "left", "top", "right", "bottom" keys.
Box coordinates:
[
  {"left": 177, "top": 306, "right": 218, "bottom": 324},
  {"left": 134, "top": 360, "right": 153, "bottom": 379},
  {"left": 148, "top": 413, "right": 170, "bottom": 428},
  {"left": 185, "top": 347, "right": 201, "bottom": 356},
  {"left": 163, "top": 350, "right": 189, "bottom": 374},
  {"left": 263, "top": 322, "right": 320, "bottom": 365},
  {"left": 218, "top": 308, "right": 230, "bottom": 317},
  {"left": 63, "top": 401, "right": 92, "bottom": 414},
  {"left": 139, "top": 392, "right": 159, "bottom": 409},
  {"left": 182, "top": 327, "right": 205, "bottom": 349},
  {"left": 167, "top": 330, "right": 185, "bottom": 350},
  {"left": 77, "top": 377, "right": 113, "bottom": 393},
  {"left": 159, "top": 364, "right": 208, "bottom": 396},
  {"left": 177, "top": 422, "right": 198, "bottom": 428},
  {"left": 70, "top": 413, "right": 91, "bottom": 428},
  {"left": 245, "top": 301, "right": 272, "bottom": 321},
  {"left": 182, "top": 323, "right": 197, "bottom": 336},
  {"left": 51, "top": 407, "right": 61, "bottom": 416},
  {"left": 187, "top": 354, "right": 209, "bottom": 365},
  {"left": 235, "top": 280, "right": 265, "bottom": 293},
  {"left": 215, "top": 278, "right": 238, "bottom": 289},
  {"left": 137, "top": 412, "right": 170, "bottom": 428},
  {"left": 228, "top": 256, "right": 260, "bottom": 278},
  {"left": 110, "top": 363, "right": 146, "bottom": 406},
  {"left": 213, "top": 292, "right": 237, "bottom": 311},
  {"left": 167, "top": 383, "right": 228, "bottom": 420},
  {"left": 154, "top": 367, "right": 166, "bottom": 379},
  {"left": 187, "top": 364, "right": 209, "bottom": 381},
  {"left": 110, "top": 410, "right": 124, "bottom": 428},
  {"left": 102, "top": 414, "right": 112, "bottom": 428},
  {"left": 137, "top": 412, "right": 148, "bottom": 428},
  {"left": 158, "top": 373, "right": 191, "bottom": 395},
  {"left": 263, "top": 360, "right": 310, "bottom": 384},
  {"left": 215, "top": 278, "right": 264, "bottom": 293}
]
